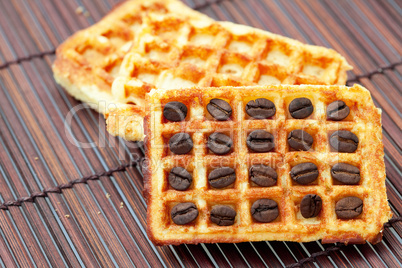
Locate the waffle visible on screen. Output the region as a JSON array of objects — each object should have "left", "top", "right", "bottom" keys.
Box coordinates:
[
  {"left": 52, "top": 0, "right": 213, "bottom": 113},
  {"left": 143, "top": 84, "right": 391, "bottom": 245},
  {"left": 51, "top": 0, "right": 351, "bottom": 140},
  {"left": 108, "top": 10, "right": 352, "bottom": 140}
]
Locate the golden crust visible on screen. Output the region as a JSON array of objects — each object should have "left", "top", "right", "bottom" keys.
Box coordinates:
[
  {"left": 52, "top": 0, "right": 351, "bottom": 139},
  {"left": 144, "top": 84, "right": 392, "bottom": 245}
]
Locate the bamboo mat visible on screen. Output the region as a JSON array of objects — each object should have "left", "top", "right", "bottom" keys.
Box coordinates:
[{"left": 0, "top": 0, "right": 401, "bottom": 267}]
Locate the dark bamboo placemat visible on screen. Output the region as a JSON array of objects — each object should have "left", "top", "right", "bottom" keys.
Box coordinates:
[{"left": 0, "top": 0, "right": 401, "bottom": 267}]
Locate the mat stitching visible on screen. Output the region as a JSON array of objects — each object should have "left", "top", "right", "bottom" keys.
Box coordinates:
[
  {"left": 0, "top": 161, "right": 138, "bottom": 210},
  {"left": 0, "top": 50, "right": 56, "bottom": 70},
  {"left": 192, "top": 0, "right": 231, "bottom": 11},
  {"left": 346, "top": 60, "right": 402, "bottom": 83},
  {"left": 286, "top": 216, "right": 402, "bottom": 268}
]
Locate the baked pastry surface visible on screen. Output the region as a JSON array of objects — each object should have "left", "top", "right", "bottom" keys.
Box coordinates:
[{"left": 144, "top": 84, "right": 391, "bottom": 245}]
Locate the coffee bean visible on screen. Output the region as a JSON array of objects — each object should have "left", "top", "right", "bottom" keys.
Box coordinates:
[
  {"left": 208, "top": 167, "right": 236, "bottom": 188},
  {"left": 207, "top": 132, "right": 233, "bottom": 155},
  {"left": 335, "top": 197, "right": 363, "bottom": 219},
  {"left": 300, "top": 194, "right": 322, "bottom": 218},
  {"left": 246, "top": 98, "right": 276, "bottom": 119},
  {"left": 210, "top": 205, "right": 236, "bottom": 226},
  {"left": 287, "top": 129, "right": 313, "bottom": 151},
  {"left": 246, "top": 130, "right": 275, "bottom": 152},
  {"left": 207, "top": 98, "right": 232, "bottom": 120},
  {"left": 169, "top": 133, "right": 193, "bottom": 154},
  {"left": 251, "top": 199, "right": 279, "bottom": 223},
  {"left": 168, "top": 167, "right": 192, "bottom": 190},
  {"left": 249, "top": 164, "right": 277, "bottom": 187},
  {"left": 331, "top": 163, "right": 360, "bottom": 185},
  {"left": 330, "top": 130, "right": 358, "bottom": 153},
  {"left": 290, "top": 162, "right": 319, "bottom": 185},
  {"left": 171, "top": 202, "right": 199, "bottom": 225},
  {"left": 163, "top": 101, "right": 188, "bottom": 121},
  {"left": 327, "top": 100, "right": 349, "bottom": 121},
  {"left": 289, "top": 98, "right": 314, "bottom": 119}
]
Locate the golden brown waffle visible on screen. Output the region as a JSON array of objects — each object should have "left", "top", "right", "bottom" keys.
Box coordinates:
[
  {"left": 52, "top": 0, "right": 212, "bottom": 113},
  {"left": 51, "top": 0, "right": 351, "bottom": 141},
  {"left": 108, "top": 10, "right": 352, "bottom": 140},
  {"left": 144, "top": 84, "right": 391, "bottom": 245}
]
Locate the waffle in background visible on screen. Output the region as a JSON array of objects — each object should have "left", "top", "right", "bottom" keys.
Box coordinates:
[
  {"left": 108, "top": 11, "right": 352, "bottom": 141},
  {"left": 51, "top": 0, "right": 352, "bottom": 141},
  {"left": 143, "top": 84, "right": 391, "bottom": 245}
]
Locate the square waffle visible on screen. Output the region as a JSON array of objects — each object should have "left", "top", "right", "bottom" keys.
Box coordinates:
[
  {"left": 144, "top": 84, "right": 391, "bottom": 245},
  {"left": 108, "top": 10, "right": 351, "bottom": 140}
]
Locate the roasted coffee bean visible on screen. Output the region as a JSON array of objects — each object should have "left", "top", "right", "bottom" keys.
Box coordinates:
[
  {"left": 327, "top": 100, "right": 350, "bottom": 121},
  {"left": 287, "top": 129, "right": 313, "bottom": 151},
  {"left": 330, "top": 130, "right": 358, "bottom": 153},
  {"left": 289, "top": 97, "right": 314, "bottom": 119},
  {"left": 331, "top": 163, "right": 360, "bottom": 185},
  {"left": 171, "top": 202, "right": 199, "bottom": 225},
  {"left": 207, "top": 132, "right": 233, "bottom": 155},
  {"left": 290, "top": 162, "right": 319, "bottom": 185},
  {"left": 168, "top": 167, "right": 192, "bottom": 190},
  {"left": 249, "top": 164, "right": 277, "bottom": 187},
  {"left": 300, "top": 194, "right": 322, "bottom": 218},
  {"left": 208, "top": 167, "right": 236, "bottom": 188},
  {"left": 169, "top": 133, "right": 193, "bottom": 154},
  {"left": 246, "top": 130, "right": 275, "bottom": 152},
  {"left": 251, "top": 199, "right": 279, "bottom": 223},
  {"left": 163, "top": 101, "right": 188, "bottom": 121},
  {"left": 335, "top": 197, "right": 363, "bottom": 219},
  {"left": 207, "top": 98, "right": 232, "bottom": 120},
  {"left": 245, "top": 98, "right": 276, "bottom": 119},
  {"left": 210, "top": 205, "right": 236, "bottom": 226}
]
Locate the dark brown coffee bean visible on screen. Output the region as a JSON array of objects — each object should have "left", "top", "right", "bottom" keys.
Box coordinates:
[
  {"left": 251, "top": 199, "right": 279, "bottom": 223},
  {"left": 168, "top": 167, "right": 192, "bottom": 190},
  {"left": 327, "top": 100, "right": 349, "bottom": 121},
  {"left": 289, "top": 98, "right": 314, "bottom": 119},
  {"left": 169, "top": 133, "right": 193, "bottom": 154},
  {"left": 290, "top": 162, "right": 319, "bottom": 185},
  {"left": 249, "top": 164, "right": 277, "bottom": 187},
  {"left": 287, "top": 130, "right": 313, "bottom": 151},
  {"left": 207, "top": 132, "right": 233, "bottom": 155},
  {"left": 300, "top": 194, "right": 322, "bottom": 218},
  {"left": 331, "top": 163, "right": 360, "bottom": 185},
  {"left": 335, "top": 197, "right": 363, "bottom": 219},
  {"left": 207, "top": 98, "right": 232, "bottom": 120},
  {"left": 245, "top": 98, "right": 276, "bottom": 119},
  {"left": 208, "top": 167, "right": 236, "bottom": 188},
  {"left": 163, "top": 101, "right": 188, "bottom": 121},
  {"left": 330, "top": 130, "right": 358, "bottom": 153},
  {"left": 171, "top": 202, "right": 199, "bottom": 225},
  {"left": 210, "top": 205, "right": 236, "bottom": 226},
  {"left": 246, "top": 130, "right": 275, "bottom": 152}
]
